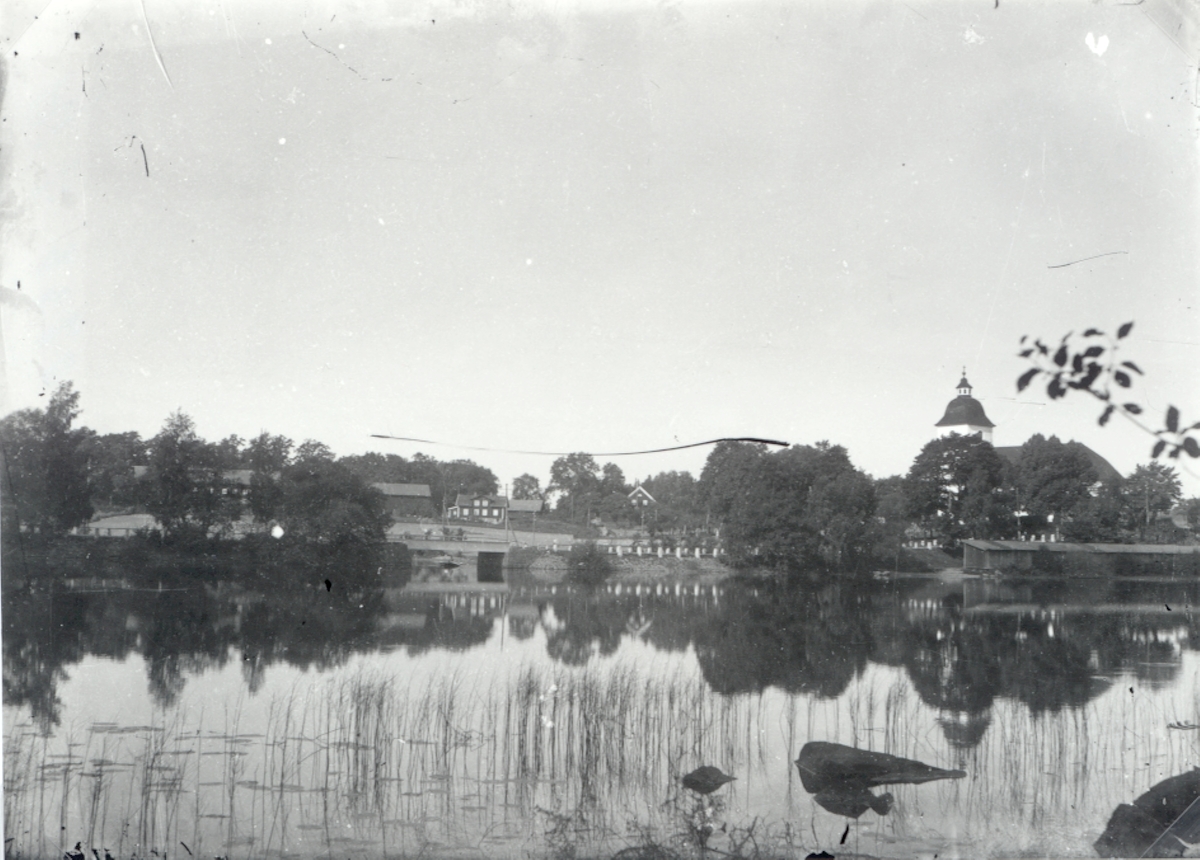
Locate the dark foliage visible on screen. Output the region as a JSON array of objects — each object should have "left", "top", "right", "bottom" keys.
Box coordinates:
[
  {"left": 1018, "top": 322, "right": 1198, "bottom": 460},
  {"left": 564, "top": 541, "right": 614, "bottom": 588}
]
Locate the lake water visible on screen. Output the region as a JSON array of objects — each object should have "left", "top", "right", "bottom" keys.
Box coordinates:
[{"left": 5, "top": 571, "right": 1200, "bottom": 859}]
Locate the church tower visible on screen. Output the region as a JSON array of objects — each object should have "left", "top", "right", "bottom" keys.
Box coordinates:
[{"left": 935, "top": 370, "right": 995, "bottom": 443}]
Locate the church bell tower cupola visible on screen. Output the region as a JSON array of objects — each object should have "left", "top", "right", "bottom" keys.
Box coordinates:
[{"left": 935, "top": 369, "right": 996, "bottom": 444}]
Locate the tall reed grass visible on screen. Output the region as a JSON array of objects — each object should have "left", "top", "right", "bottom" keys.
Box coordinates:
[
  {"left": 3, "top": 662, "right": 764, "bottom": 860},
  {"left": 7, "top": 658, "right": 1200, "bottom": 860}
]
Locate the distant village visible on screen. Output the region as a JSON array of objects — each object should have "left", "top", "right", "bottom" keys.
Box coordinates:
[{"left": 2, "top": 373, "right": 1198, "bottom": 576}]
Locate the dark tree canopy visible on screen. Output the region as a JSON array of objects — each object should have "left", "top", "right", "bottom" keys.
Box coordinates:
[
  {"left": 904, "top": 433, "right": 1011, "bottom": 546},
  {"left": 1014, "top": 434, "right": 1099, "bottom": 523},
  {"left": 143, "top": 411, "right": 241, "bottom": 539},
  {"left": 85, "top": 431, "right": 147, "bottom": 510},
  {"left": 701, "top": 441, "right": 877, "bottom": 572},
  {"left": 0, "top": 382, "right": 94, "bottom": 536},
  {"left": 277, "top": 459, "right": 389, "bottom": 545},
  {"left": 1123, "top": 462, "right": 1183, "bottom": 537},
  {"left": 511, "top": 473, "right": 542, "bottom": 500}
]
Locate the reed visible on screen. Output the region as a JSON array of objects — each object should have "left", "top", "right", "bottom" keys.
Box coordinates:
[{"left": 7, "top": 653, "right": 1197, "bottom": 860}]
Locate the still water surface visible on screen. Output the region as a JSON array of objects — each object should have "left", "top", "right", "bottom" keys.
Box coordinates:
[{"left": 6, "top": 573, "right": 1200, "bottom": 859}]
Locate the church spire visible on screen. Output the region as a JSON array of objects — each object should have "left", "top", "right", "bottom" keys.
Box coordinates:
[
  {"left": 957, "top": 368, "right": 972, "bottom": 397},
  {"left": 936, "top": 370, "right": 995, "bottom": 443}
]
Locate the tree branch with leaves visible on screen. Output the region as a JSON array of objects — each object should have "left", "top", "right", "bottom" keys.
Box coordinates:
[{"left": 1017, "top": 322, "right": 1199, "bottom": 460}]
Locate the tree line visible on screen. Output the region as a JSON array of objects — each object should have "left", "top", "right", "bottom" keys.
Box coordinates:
[
  {"left": 2, "top": 382, "right": 1195, "bottom": 572},
  {"left": 0, "top": 383, "right": 501, "bottom": 546}
]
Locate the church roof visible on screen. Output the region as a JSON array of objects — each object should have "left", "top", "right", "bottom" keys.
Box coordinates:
[
  {"left": 935, "top": 395, "right": 995, "bottom": 429},
  {"left": 994, "top": 443, "right": 1122, "bottom": 483}
]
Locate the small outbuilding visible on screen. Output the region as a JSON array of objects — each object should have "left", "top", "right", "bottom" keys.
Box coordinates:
[{"left": 371, "top": 483, "right": 435, "bottom": 519}]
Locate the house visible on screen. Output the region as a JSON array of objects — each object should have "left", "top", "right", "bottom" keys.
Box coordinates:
[
  {"left": 371, "top": 483, "right": 434, "bottom": 519},
  {"left": 627, "top": 483, "right": 656, "bottom": 526},
  {"left": 220, "top": 469, "right": 255, "bottom": 497},
  {"left": 131, "top": 465, "right": 261, "bottom": 497},
  {"left": 447, "top": 494, "right": 509, "bottom": 523},
  {"left": 628, "top": 484, "right": 656, "bottom": 507}
]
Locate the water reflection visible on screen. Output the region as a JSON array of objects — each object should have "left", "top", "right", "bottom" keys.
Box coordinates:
[
  {"left": 7, "top": 573, "right": 1200, "bottom": 857},
  {"left": 8, "top": 575, "right": 1200, "bottom": 738}
]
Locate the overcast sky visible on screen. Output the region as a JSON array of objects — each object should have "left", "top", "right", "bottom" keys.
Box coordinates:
[{"left": 2, "top": 0, "right": 1197, "bottom": 495}]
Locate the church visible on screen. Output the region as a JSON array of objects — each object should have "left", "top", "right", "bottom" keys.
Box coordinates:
[{"left": 934, "top": 371, "right": 1121, "bottom": 482}]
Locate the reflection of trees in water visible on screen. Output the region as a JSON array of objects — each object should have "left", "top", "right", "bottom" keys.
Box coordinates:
[
  {"left": 693, "top": 584, "right": 873, "bottom": 697},
  {"left": 2, "top": 590, "right": 88, "bottom": 730},
  {"left": 3, "top": 581, "right": 388, "bottom": 714},
  {"left": 139, "top": 588, "right": 233, "bottom": 707},
  {"left": 8, "top": 573, "right": 1200, "bottom": 740},
  {"left": 899, "top": 606, "right": 1188, "bottom": 724},
  {"left": 542, "top": 597, "right": 628, "bottom": 666}
]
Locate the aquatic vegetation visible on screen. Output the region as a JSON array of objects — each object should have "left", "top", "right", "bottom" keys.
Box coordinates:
[{"left": 3, "top": 663, "right": 766, "bottom": 859}]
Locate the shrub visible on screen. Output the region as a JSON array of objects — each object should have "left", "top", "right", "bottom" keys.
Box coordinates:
[{"left": 564, "top": 541, "right": 613, "bottom": 588}]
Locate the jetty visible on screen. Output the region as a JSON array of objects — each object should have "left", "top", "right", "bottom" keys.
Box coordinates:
[{"left": 963, "top": 539, "right": 1200, "bottom": 576}]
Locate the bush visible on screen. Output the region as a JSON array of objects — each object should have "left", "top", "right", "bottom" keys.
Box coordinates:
[{"left": 564, "top": 541, "right": 613, "bottom": 588}]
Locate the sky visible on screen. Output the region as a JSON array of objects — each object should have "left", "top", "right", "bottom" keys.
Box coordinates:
[{"left": 1, "top": 0, "right": 1198, "bottom": 496}]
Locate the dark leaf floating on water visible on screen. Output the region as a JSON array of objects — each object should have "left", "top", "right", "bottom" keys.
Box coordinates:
[
  {"left": 680, "top": 765, "right": 736, "bottom": 795},
  {"left": 796, "top": 742, "right": 965, "bottom": 819}
]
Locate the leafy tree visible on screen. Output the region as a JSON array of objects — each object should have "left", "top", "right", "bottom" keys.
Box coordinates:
[
  {"left": 339, "top": 452, "right": 411, "bottom": 484},
  {"left": 402, "top": 453, "right": 497, "bottom": 512},
  {"left": 800, "top": 443, "right": 878, "bottom": 569},
  {"left": 564, "top": 541, "right": 614, "bottom": 588},
  {"left": 550, "top": 452, "right": 601, "bottom": 522},
  {"left": 144, "top": 412, "right": 240, "bottom": 539},
  {"left": 642, "top": 470, "right": 703, "bottom": 531},
  {"left": 1059, "top": 479, "right": 1128, "bottom": 543},
  {"left": 246, "top": 432, "right": 292, "bottom": 524},
  {"left": 439, "top": 459, "right": 499, "bottom": 502},
  {"left": 276, "top": 459, "right": 389, "bottom": 545},
  {"left": 550, "top": 452, "right": 600, "bottom": 495},
  {"left": 1182, "top": 498, "right": 1200, "bottom": 532},
  {"left": 1122, "top": 462, "right": 1183, "bottom": 539},
  {"left": 294, "top": 439, "right": 335, "bottom": 464},
  {"left": 84, "top": 431, "right": 146, "bottom": 510},
  {"left": 599, "top": 462, "right": 627, "bottom": 495},
  {"left": 904, "top": 433, "right": 1010, "bottom": 546},
  {"left": 873, "top": 475, "right": 909, "bottom": 525},
  {"left": 144, "top": 411, "right": 203, "bottom": 537},
  {"left": 511, "top": 473, "right": 542, "bottom": 500},
  {"left": 708, "top": 442, "right": 878, "bottom": 572},
  {"left": 0, "top": 382, "right": 94, "bottom": 537},
  {"left": 1017, "top": 322, "right": 1198, "bottom": 460},
  {"left": 698, "top": 441, "right": 770, "bottom": 524},
  {"left": 594, "top": 491, "right": 636, "bottom": 527},
  {"left": 212, "top": 434, "right": 246, "bottom": 469},
  {"left": 1012, "top": 434, "right": 1098, "bottom": 536},
  {"left": 246, "top": 432, "right": 294, "bottom": 474}
]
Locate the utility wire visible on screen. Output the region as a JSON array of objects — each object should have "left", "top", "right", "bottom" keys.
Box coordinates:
[{"left": 368, "top": 434, "right": 789, "bottom": 457}]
